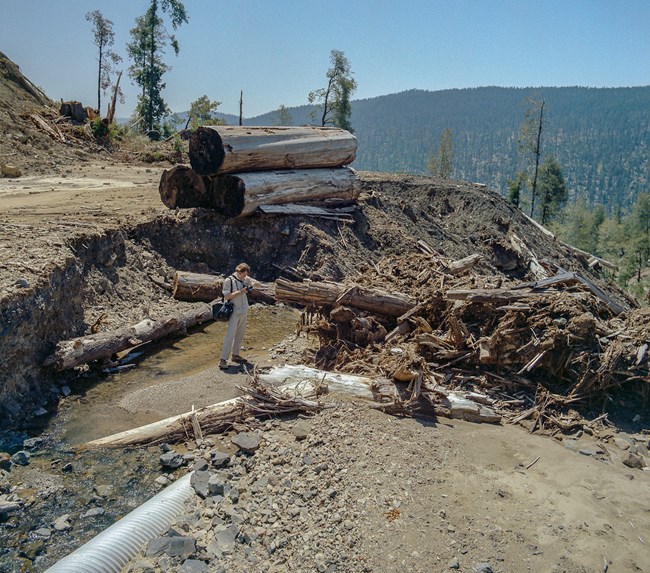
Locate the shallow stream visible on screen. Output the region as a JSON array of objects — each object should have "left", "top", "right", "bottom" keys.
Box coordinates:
[{"left": 0, "top": 305, "right": 300, "bottom": 572}]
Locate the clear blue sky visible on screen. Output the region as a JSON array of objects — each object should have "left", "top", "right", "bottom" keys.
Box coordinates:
[{"left": 1, "top": 0, "right": 648, "bottom": 119}]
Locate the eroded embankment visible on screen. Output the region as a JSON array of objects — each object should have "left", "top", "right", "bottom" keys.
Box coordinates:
[
  {"left": 0, "top": 173, "right": 634, "bottom": 430},
  {"left": 0, "top": 201, "right": 375, "bottom": 429}
]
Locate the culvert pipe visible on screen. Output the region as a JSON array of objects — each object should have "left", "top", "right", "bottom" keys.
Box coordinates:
[{"left": 44, "top": 472, "right": 193, "bottom": 573}]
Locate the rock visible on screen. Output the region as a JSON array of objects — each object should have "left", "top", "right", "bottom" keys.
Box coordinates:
[
  {"left": 62, "top": 462, "right": 74, "bottom": 473},
  {"left": 179, "top": 560, "right": 208, "bottom": 573},
  {"left": 61, "top": 385, "right": 72, "bottom": 397},
  {"left": 32, "top": 407, "right": 48, "bottom": 417},
  {"left": 167, "top": 535, "right": 196, "bottom": 558},
  {"left": 1, "top": 164, "right": 22, "bottom": 177},
  {"left": 82, "top": 507, "right": 105, "bottom": 518},
  {"left": 155, "top": 475, "right": 171, "bottom": 486},
  {"left": 11, "top": 451, "right": 30, "bottom": 466},
  {"left": 19, "top": 540, "right": 45, "bottom": 560},
  {"left": 53, "top": 514, "right": 72, "bottom": 531},
  {"left": 208, "top": 474, "right": 227, "bottom": 496},
  {"left": 0, "top": 452, "right": 11, "bottom": 471},
  {"left": 95, "top": 484, "right": 114, "bottom": 498},
  {"left": 33, "top": 527, "right": 52, "bottom": 539},
  {"left": 214, "top": 524, "right": 239, "bottom": 553},
  {"left": 160, "top": 451, "right": 185, "bottom": 469},
  {"left": 190, "top": 470, "right": 211, "bottom": 498},
  {"left": 622, "top": 452, "right": 645, "bottom": 469},
  {"left": 613, "top": 437, "right": 630, "bottom": 450},
  {"left": 0, "top": 497, "right": 21, "bottom": 515},
  {"left": 22, "top": 437, "right": 44, "bottom": 450},
  {"left": 231, "top": 432, "right": 261, "bottom": 453},
  {"left": 292, "top": 420, "right": 311, "bottom": 441},
  {"left": 192, "top": 459, "right": 209, "bottom": 472},
  {"left": 211, "top": 450, "right": 230, "bottom": 468},
  {"left": 472, "top": 564, "right": 493, "bottom": 573},
  {"left": 146, "top": 535, "right": 195, "bottom": 558}
]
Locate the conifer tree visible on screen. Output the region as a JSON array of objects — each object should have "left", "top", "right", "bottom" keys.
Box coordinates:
[{"left": 127, "top": 0, "right": 188, "bottom": 138}]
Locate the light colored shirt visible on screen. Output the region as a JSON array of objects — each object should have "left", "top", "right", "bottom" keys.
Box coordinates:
[{"left": 222, "top": 274, "right": 252, "bottom": 314}]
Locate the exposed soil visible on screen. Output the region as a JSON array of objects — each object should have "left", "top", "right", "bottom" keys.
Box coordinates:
[{"left": 0, "top": 52, "right": 648, "bottom": 573}]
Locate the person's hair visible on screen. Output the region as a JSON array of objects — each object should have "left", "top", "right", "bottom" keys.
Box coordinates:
[{"left": 236, "top": 263, "right": 250, "bottom": 273}]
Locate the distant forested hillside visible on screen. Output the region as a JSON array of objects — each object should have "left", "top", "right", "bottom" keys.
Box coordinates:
[{"left": 242, "top": 86, "right": 650, "bottom": 213}]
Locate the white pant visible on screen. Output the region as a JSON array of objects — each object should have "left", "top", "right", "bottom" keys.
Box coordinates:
[{"left": 220, "top": 312, "right": 248, "bottom": 360}]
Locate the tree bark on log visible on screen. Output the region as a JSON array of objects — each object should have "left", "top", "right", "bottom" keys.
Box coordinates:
[
  {"left": 211, "top": 167, "right": 360, "bottom": 218},
  {"left": 189, "top": 125, "right": 357, "bottom": 176},
  {"left": 275, "top": 277, "right": 416, "bottom": 317},
  {"left": 158, "top": 166, "right": 360, "bottom": 218},
  {"left": 173, "top": 271, "right": 276, "bottom": 304},
  {"left": 43, "top": 303, "right": 214, "bottom": 371}
]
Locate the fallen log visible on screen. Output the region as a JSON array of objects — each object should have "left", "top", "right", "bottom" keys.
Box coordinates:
[
  {"left": 84, "top": 366, "right": 377, "bottom": 448},
  {"left": 84, "top": 365, "right": 499, "bottom": 447},
  {"left": 173, "top": 271, "right": 276, "bottom": 304},
  {"left": 189, "top": 125, "right": 357, "bottom": 176},
  {"left": 275, "top": 277, "right": 416, "bottom": 317},
  {"left": 43, "top": 303, "right": 214, "bottom": 371}
]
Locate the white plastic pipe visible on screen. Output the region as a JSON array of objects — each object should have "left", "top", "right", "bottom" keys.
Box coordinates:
[{"left": 45, "top": 472, "right": 193, "bottom": 573}]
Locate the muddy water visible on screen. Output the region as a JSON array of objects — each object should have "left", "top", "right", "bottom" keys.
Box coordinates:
[
  {"left": 0, "top": 305, "right": 300, "bottom": 572},
  {"left": 52, "top": 305, "right": 300, "bottom": 445}
]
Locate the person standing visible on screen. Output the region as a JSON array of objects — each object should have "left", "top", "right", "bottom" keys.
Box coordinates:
[{"left": 219, "top": 263, "right": 253, "bottom": 369}]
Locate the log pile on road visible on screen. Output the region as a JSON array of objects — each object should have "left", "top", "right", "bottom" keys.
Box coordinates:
[{"left": 159, "top": 126, "right": 360, "bottom": 218}]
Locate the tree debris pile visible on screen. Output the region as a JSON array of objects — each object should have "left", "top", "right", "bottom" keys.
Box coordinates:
[{"left": 288, "top": 250, "right": 649, "bottom": 434}]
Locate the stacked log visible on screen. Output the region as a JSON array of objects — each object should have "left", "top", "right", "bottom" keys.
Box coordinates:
[
  {"left": 189, "top": 125, "right": 357, "bottom": 176},
  {"left": 159, "top": 125, "right": 360, "bottom": 217}
]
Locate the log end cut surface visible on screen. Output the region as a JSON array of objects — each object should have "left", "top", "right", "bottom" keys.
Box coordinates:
[
  {"left": 159, "top": 165, "right": 209, "bottom": 209},
  {"left": 189, "top": 127, "right": 226, "bottom": 176}
]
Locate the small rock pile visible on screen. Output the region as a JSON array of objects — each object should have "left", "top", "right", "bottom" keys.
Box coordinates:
[{"left": 130, "top": 410, "right": 370, "bottom": 573}]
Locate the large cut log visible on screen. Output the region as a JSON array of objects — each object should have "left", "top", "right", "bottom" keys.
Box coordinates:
[
  {"left": 211, "top": 167, "right": 360, "bottom": 218},
  {"left": 275, "top": 277, "right": 416, "bottom": 317},
  {"left": 43, "top": 303, "right": 214, "bottom": 371},
  {"left": 173, "top": 271, "right": 276, "bottom": 304},
  {"left": 189, "top": 125, "right": 357, "bottom": 176},
  {"left": 158, "top": 166, "right": 360, "bottom": 217},
  {"left": 159, "top": 165, "right": 209, "bottom": 209}
]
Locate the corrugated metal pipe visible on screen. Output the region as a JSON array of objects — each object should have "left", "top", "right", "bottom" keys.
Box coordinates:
[{"left": 45, "top": 472, "right": 193, "bottom": 573}]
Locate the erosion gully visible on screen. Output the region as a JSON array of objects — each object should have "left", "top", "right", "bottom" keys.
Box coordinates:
[{"left": 0, "top": 306, "right": 298, "bottom": 572}]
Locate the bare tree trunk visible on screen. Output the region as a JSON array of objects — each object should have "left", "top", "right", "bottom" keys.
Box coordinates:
[
  {"left": 107, "top": 70, "right": 122, "bottom": 124},
  {"left": 529, "top": 100, "right": 544, "bottom": 217}
]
